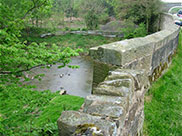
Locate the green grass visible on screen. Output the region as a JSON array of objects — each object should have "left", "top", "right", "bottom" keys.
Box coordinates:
[
  {"left": 21, "top": 28, "right": 121, "bottom": 53},
  {"left": 0, "top": 84, "right": 84, "bottom": 135},
  {"left": 144, "top": 31, "right": 182, "bottom": 136}
]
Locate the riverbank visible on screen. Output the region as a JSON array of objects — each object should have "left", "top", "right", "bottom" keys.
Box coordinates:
[
  {"left": 21, "top": 27, "right": 122, "bottom": 54},
  {"left": 144, "top": 31, "right": 182, "bottom": 135}
]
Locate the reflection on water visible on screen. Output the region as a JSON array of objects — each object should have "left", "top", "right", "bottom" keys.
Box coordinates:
[{"left": 25, "top": 57, "right": 93, "bottom": 97}]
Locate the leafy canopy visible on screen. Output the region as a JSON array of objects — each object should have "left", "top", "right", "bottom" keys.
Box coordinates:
[{"left": 0, "top": 0, "right": 81, "bottom": 83}]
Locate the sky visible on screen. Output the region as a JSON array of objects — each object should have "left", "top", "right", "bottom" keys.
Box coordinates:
[{"left": 161, "top": 0, "right": 182, "bottom": 3}]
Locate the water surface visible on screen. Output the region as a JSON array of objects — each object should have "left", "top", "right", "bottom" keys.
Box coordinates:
[{"left": 26, "top": 57, "right": 93, "bottom": 97}]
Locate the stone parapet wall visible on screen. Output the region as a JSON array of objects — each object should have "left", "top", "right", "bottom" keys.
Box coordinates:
[
  {"left": 57, "top": 13, "right": 180, "bottom": 136},
  {"left": 89, "top": 13, "right": 180, "bottom": 75},
  {"left": 58, "top": 69, "right": 149, "bottom": 136}
]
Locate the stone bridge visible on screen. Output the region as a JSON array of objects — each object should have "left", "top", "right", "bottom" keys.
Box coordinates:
[
  {"left": 57, "top": 13, "right": 180, "bottom": 136},
  {"left": 162, "top": 2, "right": 182, "bottom": 12}
]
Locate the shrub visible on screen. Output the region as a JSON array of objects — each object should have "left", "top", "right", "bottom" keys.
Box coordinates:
[
  {"left": 134, "top": 23, "right": 147, "bottom": 38},
  {"left": 122, "top": 22, "right": 147, "bottom": 39},
  {"left": 84, "top": 11, "right": 99, "bottom": 30}
]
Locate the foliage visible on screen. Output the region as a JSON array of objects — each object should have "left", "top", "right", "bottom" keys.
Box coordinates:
[
  {"left": 84, "top": 11, "right": 99, "bottom": 30},
  {"left": 103, "top": 0, "right": 116, "bottom": 16},
  {"left": 0, "top": 84, "right": 84, "bottom": 135},
  {"left": 113, "top": 0, "right": 162, "bottom": 33},
  {"left": 0, "top": 2, "right": 84, "bottom": 135},
  {"left": 53, "top": 0, "right": 78, "bottom": 17},
  {"left": 122, "top": 21, "right": 147, "bottom": 39},
  {"left": 21, "top": 28, "right": 122, "bottom": 53},
  {"left": 134, "top": 23, "right": 147, "bottom": 37},
  {"left": 144, "top": 31, "right": 182, "bottom": 135},
  {"left": 78, "top": 0, "right": 109, "bottom": 29},
  {"left": 0, "top": 0, "right": 82, "bottom": 83},
  {"left": 1, "top": 29, "right": 80, "bottom": 80},
  {"left": 0, "top": 0, "right": 53, "bottom": 21}
]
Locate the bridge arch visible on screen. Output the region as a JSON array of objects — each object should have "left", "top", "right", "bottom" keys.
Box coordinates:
[
  {"left": 163, "top": 2, "right": 182, "bottom": 12},
  {"left": 168, "top": 6, "right": 182, "bottom": 13}
]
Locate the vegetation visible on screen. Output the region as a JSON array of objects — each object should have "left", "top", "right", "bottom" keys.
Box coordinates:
[
  {"left": 122, "top": 22, "right": 147, "bottom": 39},
  {"left": 0, "top": 84, "right": 84, "bottom": 135},
  {"left": 0, "top": 0, "right": 81, "bottom": 83},
  {"left": 0, "top": 0, "right": 164, "bottom": 135},
  {"left": 0, "top": 1, "right": 83, "bottom": 135},
  {"left": 113, "top": 0, "right": 162, "bottom": 33},
  {"left": 144, "top": 31, "right": 182, "bottom": 136},
  {"left": 18, "top": 0, "right": 162, "bottom": 35},
  {"left": 78, "top": 0, "right": 109, "bottom": 29},
  {"left": 21, "top": 28, "right": 121, "bottom": 53}
]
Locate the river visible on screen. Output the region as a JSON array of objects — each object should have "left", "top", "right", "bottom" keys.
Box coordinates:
[{"left": 25, "top": 57, "right": 93, "bottom": 97}]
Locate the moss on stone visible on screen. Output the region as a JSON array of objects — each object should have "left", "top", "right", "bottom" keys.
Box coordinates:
[{"left": 74, "top": 124, "right": 103, "bottom": 136}]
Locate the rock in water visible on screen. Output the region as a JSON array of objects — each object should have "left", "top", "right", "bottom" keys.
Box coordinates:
[
  {"left": 40, "top": 33, "right": 55, "bottom": 38},
  {"left": 59, "top": 90, "right": 67, "bottom": 95}
]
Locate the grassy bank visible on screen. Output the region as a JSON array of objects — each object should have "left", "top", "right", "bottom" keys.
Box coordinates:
[
  {"left": 144, "top": 31, "right": 182, "bottom": 136},
  {"left": 0, "top": 84, "right": 84, "bottom": 135},
  {"left": 21, "top": 28, "right": 121, "bottom": 53}
]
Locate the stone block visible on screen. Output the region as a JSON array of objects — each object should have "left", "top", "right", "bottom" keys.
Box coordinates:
[
  {"left": 57, "top": 111, "right": 117, "bottom": 136},
  {"left": 109, "top": 69, "right": 149, "bottom": 91},
  {"left": 92, "top": 69, "right": 149, "bottom": 106},
  {"left": 89, "top": 37, "right": 154, "bottom": 72},
  {"left": 92, "top": 60, "right": 116, "bottom": 87},
  {"left": 83, "top": 95, "right": 128, "bottom": 118},
  {"left": 93, "top": 78, "right": 133, "bottom": 97}
]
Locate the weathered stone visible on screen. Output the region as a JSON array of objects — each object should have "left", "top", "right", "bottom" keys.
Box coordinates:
[
  {"left": 92, "top": 68, "right": 149, "bottom": 103},
  {"left": 73, "top": 124, "right": 104, "bottom": 136},
  {"left": 89, "top": 37, "right": 154, "bottom": 72},
  {"left": 40, "top": 33, "right": 55, "bottom": 38},
  {"left": 92, "top": 60, "right": 116, "bottom": 88},
  {"left": 93, "top": 81, "right": 132, "bottom": 97},
  {"left": 112, "top": 69, "right": 149, "bottom": 90},
  {"left": 57, "top": 111, "right": 117, "bottom": 136},
  {"left": 122, "top": 109, "right": 144, "bottom": 136},
  {"left": 83, "top": 95, "right": 128, "bottom": 118}
]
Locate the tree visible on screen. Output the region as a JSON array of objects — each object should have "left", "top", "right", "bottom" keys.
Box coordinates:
[
  {"left": 0, "top": 0, "right": 80, "bottom": 83},
  {"left": 78, "top": 0, "right": 109, "bottom": 29},
  {"left": 113, "top": 0, "right": 162, "bottom": 33},
  {"left": 85, "top": 10, "right": 99, "bottom": 30},
  {"left": 104, "top": 0, "right": 117, "bottom": 16}
]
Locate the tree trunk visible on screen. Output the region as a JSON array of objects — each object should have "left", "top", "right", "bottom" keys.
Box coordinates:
[
  {"left": 146, "top": 17, "right": 149, "bottom": 34},
  {"left": 36, "top": 17, "right": 39, "bottom": 27}
]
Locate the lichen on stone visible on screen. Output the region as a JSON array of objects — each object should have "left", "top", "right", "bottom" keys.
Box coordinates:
[{"left": 73, "top": 124, "right": 104, "bottom": 136}]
